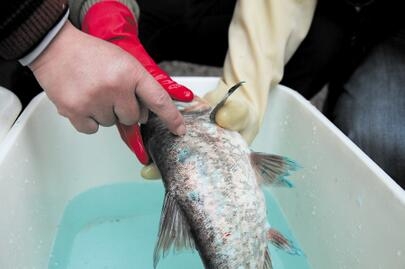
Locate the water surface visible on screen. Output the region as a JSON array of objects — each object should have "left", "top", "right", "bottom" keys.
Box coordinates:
[{"left": 49, "top": 181, "right": 311, "bottom": 269}]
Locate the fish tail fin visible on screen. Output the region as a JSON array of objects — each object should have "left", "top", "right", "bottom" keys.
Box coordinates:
[
  {"left": 251, "top": 152, "right": 301, "bottom": 187},
  {"left": 268, "top": 228, "right": 304, "bottom": 256},
  {"left": 263, "top": 249, "right": 273, "bottom": 269}
]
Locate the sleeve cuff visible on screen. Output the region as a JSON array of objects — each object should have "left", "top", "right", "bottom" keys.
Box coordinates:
[
  {"left": 69, "top": 0, "right": 140, "bottom": 28},
  {"left": 19, "top": 10, "right": 70, "bottom": 66}
]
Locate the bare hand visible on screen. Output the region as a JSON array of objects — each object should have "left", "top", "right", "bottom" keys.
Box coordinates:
[{"left": 29, "top": 21, "right": 185, "bottom": 135}]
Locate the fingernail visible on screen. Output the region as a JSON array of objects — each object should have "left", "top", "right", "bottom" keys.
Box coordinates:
[{"left": 176, "top": 124, "right": 186, "bottom": 136}]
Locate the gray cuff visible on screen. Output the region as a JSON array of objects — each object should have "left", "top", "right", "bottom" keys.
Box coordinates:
[
  {"left": 69, "top": 0, "right": 140, "bottom": 28},
  {"left": 19, "top": 10, "right": 70, "bottom": 66}
]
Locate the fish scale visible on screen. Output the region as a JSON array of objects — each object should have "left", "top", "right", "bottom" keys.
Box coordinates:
[{"left": 141, "top": 83, "right": 302, "bottom": 269}]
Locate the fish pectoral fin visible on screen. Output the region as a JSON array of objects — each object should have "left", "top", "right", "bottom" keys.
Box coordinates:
[
  {"left": 153, "top": 192, "right": 196, "bottom": 268},
  {"left": 251, "top": 152, "right": 301, "bottom": 187},
  {"left": 268, "top": 228, "right": 304, "bottom": 256},
  {"left": 263, "top": 249, "right": 273, "bottom": 269}
]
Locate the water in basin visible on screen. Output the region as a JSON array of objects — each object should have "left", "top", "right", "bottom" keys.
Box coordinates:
[{"left": 49, "top": 181, "right": 311, "bottom": 269}]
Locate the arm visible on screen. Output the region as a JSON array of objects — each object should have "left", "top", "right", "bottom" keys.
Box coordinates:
[
  {"left": 29, "top": 20, "right": 186, "bottom": 136},
  {"left": 69, "top": 0, "right": 194, "bottom": 165},
  {"left": 1, "top": 0, "right": 190, "bottom": 165},
  {"left": 205, "top": 0, "right": 317, "bottom": 143}
]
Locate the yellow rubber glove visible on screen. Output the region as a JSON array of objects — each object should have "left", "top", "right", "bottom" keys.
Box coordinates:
[
  {"left": 205, "top": 0, "right": 317, "bottom": 144},
  {"left": 142, "top": 0, "right": 317, "bottom": 180}
]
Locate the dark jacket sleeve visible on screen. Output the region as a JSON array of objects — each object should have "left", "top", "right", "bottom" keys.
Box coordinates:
[{"left": 0, "top": 0, "right": 68, "bottom": 61}]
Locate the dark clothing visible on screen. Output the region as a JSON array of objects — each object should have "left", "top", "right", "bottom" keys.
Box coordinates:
[
  {"left": 330, "top": 34, "right": 405, "bottom": 185},
  {"left": 137, "top": 0, "right": 235, "bottom": 67},
  {"left": 0, "top": 0, "right": 68, "bottom": 60},
  {"left": 0, "top": 0, "right": 68, "bottom": 107},
  {"left": 282, "top": 0, "right": 405, "bottom": 99}
]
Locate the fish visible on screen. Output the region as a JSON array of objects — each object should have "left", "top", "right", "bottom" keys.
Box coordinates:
[{"left": 141, "top": 82, "right": 302, "bottom": 269}]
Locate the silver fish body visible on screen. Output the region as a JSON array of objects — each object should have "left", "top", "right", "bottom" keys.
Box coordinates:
[{"left": 141, "top": 90, "right": 300, "bottom": 269}]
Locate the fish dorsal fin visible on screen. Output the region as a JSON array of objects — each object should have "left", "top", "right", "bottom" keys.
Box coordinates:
[
  {"left": 153, "top": 192, "right": 195, "bottom": 268},
  {"left": 251, "top": 153, "right": 300, "bottom": 187},
  {"left": 209, "top": 81, "right": 245, "bottom": 123}
]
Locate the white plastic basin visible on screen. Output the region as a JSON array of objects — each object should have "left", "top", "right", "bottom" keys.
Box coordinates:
[
  {"left": 0, "top": 77, "right": 404, "bottom": 269},
  {"left": 0, "top": 86, "right": 21, "bottom": 143}
]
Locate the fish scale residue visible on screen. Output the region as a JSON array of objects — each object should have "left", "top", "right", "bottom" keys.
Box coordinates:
[{"left": 142, "top": 108, "right": 270, "bottom": 268}]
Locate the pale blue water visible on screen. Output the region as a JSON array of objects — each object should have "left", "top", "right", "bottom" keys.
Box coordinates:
[{"left": 49, "top": 181, "right": 311, "bottom": 269}]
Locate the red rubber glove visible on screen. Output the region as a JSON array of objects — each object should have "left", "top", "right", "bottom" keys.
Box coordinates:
[{"left": 82, "top": 0, "right": 193, "bottom": 165}]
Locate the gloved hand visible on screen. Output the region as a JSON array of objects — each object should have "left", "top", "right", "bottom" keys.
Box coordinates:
[
  {"left": 82, "top": 0, "right": 194, "bottom": 167},
  {"left": 204, "top": 0, "right": 317, "bottom": 144}
]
